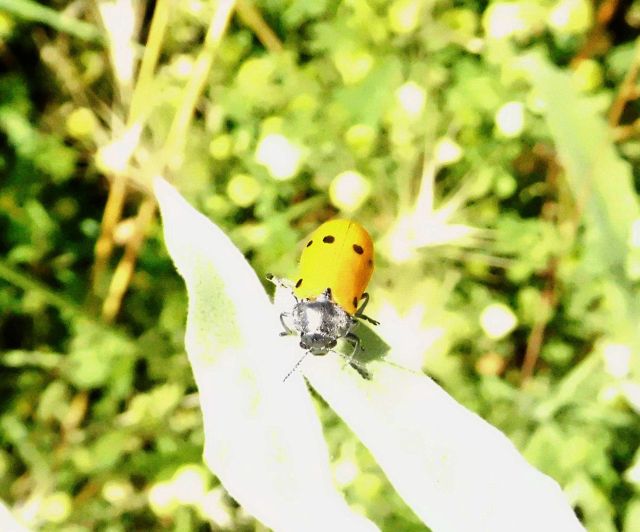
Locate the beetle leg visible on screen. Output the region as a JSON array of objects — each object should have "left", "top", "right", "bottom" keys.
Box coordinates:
[
  {"left": 355, "top": 293, "right": 380, "bottom": 325},
  {"left": 266, "top": 273, "right": 297, "bottom": 292},
  {"left": 350, "top": 361, "right": 372, "bottom": 380},
  {"left": 342, "top": 333, "right": 371, "bottom": 379},
  {"left": 279, "top": 312, "right": 295, "bottom": 336},
  {"left": 345, "top": 332, "right": 361, "bottom": 357}
]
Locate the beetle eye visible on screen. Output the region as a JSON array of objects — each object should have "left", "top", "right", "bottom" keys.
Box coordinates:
[{"left": 299, "top": 341, "right": 307, "bottom": 349}]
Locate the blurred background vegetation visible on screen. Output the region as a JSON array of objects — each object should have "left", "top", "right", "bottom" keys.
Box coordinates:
[{"left": 1, "top": 0, "right": 640, "bottom": 530}]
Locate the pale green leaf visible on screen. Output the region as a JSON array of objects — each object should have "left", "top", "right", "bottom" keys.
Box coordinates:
[
  {"left": 303, "top": 356, "right": 584, "bottom": 531},
  {"left": 526, "top": 55, "right": 640, "bottom": 274},
  {"left": 153, "top": 177, "right": 377, "bottom": 532}
]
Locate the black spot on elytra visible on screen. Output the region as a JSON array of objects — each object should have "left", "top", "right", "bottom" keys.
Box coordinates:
[
  {"left": 295, "top": 278, "right": 303, "bottom": 288},
  {"left": 306, "top": 240, "right": 313, "bottom": 247},
  {"left": 322, "top": 235, "right": 335, "bottom": 243},
  {"left": 367, "top": 259, "right": 373, "bottom": 267},
  {"left": 352, "top": 297, "right": 358, "bottom": 308},
  {"left": 353, "top": 244, "right": 364, "bottom": 255}
]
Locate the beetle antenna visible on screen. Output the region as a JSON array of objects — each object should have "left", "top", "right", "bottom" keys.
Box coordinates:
[{"left": 283, "top": 351, "right": 310, "bottom": 382}]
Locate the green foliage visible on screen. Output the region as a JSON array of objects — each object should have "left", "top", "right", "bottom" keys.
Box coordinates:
[{"left": 1, "top": 0, "right": 640, "bottom": 530}]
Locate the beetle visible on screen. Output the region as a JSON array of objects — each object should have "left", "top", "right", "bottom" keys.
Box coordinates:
[{"left": 268, "top": 219, "right": 379, "bottom": 380}]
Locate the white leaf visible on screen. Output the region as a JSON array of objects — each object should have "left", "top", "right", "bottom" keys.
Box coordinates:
[
  {"left": 153, "top": 177, "right": 377, "bottom": 532},
  {"left": 304, "top": 358, "right": 585, "bottom": 531}
]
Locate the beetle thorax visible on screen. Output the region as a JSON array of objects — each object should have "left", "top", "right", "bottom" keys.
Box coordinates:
[{"left": 292, "top": 294, "right": 354, "bottom": 355}]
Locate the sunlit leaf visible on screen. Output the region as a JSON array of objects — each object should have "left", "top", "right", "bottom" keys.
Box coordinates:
[
  {"left": 156, "top": 177, "right": 583, "bottom": 532},
  {"left": 154, "top": 177, "right": 377, "bottom": 532}
]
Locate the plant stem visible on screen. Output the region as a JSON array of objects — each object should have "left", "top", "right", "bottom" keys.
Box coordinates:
[
  {"left": 161, "top": 0, "right": 238, "bottom": 172},
  {"left": 0, "top": 0, "right": 102, "bottom": 42},
  {"left": 0, "top": 259, "right": 84, "bottom": 317},
  {"left": 128, "top": 0, "right": 172, "bottom": 126}
]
